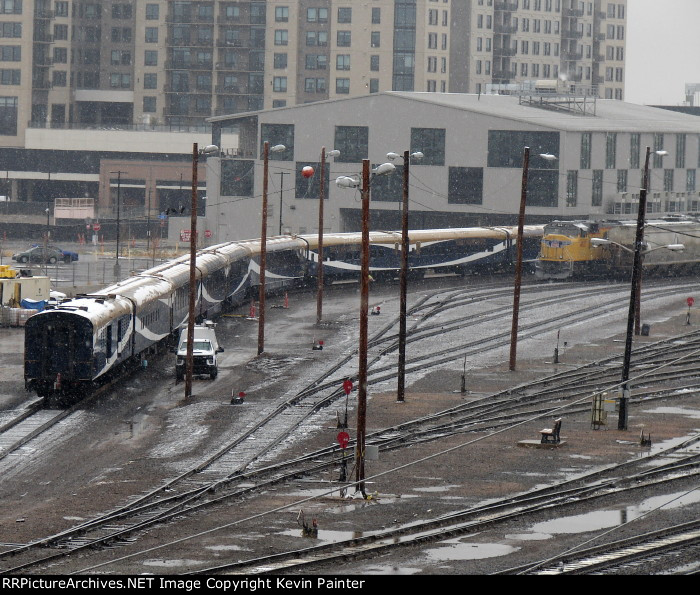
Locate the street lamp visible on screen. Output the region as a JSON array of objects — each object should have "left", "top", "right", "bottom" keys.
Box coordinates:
[
  {"left": 336, "top": 158, "right": 395, "bottom": 497},
  {"left": 386, "top": 150, "right": 423, "bottom": 403},
  {"left": 509, "top": 149, "right": 557, "bottom": 371},
  {"left": 316, "top": 148, "right": 340, "bottom": 325},
  {"left": 258, "top": 142, "right": 286, "bottom": 356},
  {"left": 109, "top": 170, "right": 125, "bottom": 280},
  {"left": 184, "top": 142, "right": 219, "bottom": 400}
]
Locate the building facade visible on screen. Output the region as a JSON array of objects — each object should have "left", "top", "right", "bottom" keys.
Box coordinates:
[
  {"left": 0, "top": 0, "right": 627, "bottom": 148},
  {"left": 204, "top": 92, "right": 700, "bottom": 242}
]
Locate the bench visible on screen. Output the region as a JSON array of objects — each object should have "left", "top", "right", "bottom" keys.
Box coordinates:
[{"left": 539, "top": 418, "right": 562, "bottom": 444}]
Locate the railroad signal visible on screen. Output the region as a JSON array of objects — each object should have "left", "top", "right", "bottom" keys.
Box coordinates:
[
  {"left": 337, "top": 431, "right": 350, "bottom": 449},
  {"left": 687, "top": 297, "right": 694, "bottom": 307},
  {"left": 302, "top": 166, "right": 314, "bottom": 179},
  {"left": 343, "top": 379, "right": 353, "bottom": 395}
]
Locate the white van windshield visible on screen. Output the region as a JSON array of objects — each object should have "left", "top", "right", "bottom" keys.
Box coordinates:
[{"left": 180, "top": 340, "right": 212, "bottom": 351}]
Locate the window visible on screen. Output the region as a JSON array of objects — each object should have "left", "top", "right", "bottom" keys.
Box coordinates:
[
  {"left": 338, "top": 7, "right": 352, "bottom": 23},
  {"left": 55, "top": 1, "right": 69, "bottom": 17},
  {"left": 112, "top": 4, "right": 131, "bottom": 19},
  {"left": 663, "top": 169, "right": 674, "bottom": 192},
  {"left": 605, "top": 132, "right": 616, "bottom": 169},
  {"left": 143, "top": 96, "right": 156, "bottom": 113},
  {"left": 410, "top": 128, "right": 445, "bottom": 165},
  {"left": 653, "top": 133, "right": 664, "bottom": 168},
  {"left": 0, "top": 1, "right": 21, "bottom": 15},
  {"left": 110, "top": 73, "right": 131, "bottom": 88},
  {"left": 304, "top": 78, "right": 326, "bottom": 93},
  {"left": 369, "top": 78, "right": 379, "bottom": 93},
  {"left": 274, "top": 53, "right": 287, "bottom": 69},
  {"left": 617, "top": 169, "right": 627, "bottom": 193},
  {"left": 0, "top": 45, "right": 20, "bottom": 61},
  {"left": 144, "top": 73, "right": 157, "bottom": 89},
  {"left": 676, "top": 134, "right": 686, "bottom": 169},
  {"left": 54, "top": 24, "right": 68, "bottom": 40},
  {"left": 53, "top": 47, "right": 67, "bottom": 63},
  {"left": 145, "top": 27, "right": 158, "bottom": 43},
  {"left": 0, "top": 68, "right": 19, "bottom": 85},
  {"left": 371, "top": 31, "right": 380, "bottom": 47},
  {"left": 305, "top": 54, "right": 327, "bottom": 70},
  {"left": 0, "top": 96, "right": 17, "bottom": 135},
  {"left": 145, "top": 4, "right": 159, "bottom": 20},
  {"left": 428, "top": 33, "right": 437, "bottom": 49},
  {"left": 448, "top": 167, "right": 483, "bottom": 204},
  {"left": 566, "top": 171, "right": 578, "bottom": 207},
  {"left": 275, "top": 6, "right": 289, "bottom": 22},
  {"left": 370, "top": 55, "right": 379, "bottom": 71},
  {"left": 306, "top": 31, "right": 328, "bottom": 46},
  {"left": 0, "top": 22, "right": 20, "bottom": 37},
  {"left": 630, "top": 133, "right": 640, "bottom": 169},
  {"left": 336, "top": 55, "right": 350, "bottom": 71},
  {"left": 273, "top": 76, "right": 287, "bottom": 92},
  {"left": 337, "top": 31, "right": 351, "bottom": 47},
  {"left": 372, "top": 7, "right": 380, "bottom": 24},
  {"left": 334, "top": 126, "right": 368, "bottom": 163},
  {"left": 580, "top": 133, "right": 591, "bottom": 169},
  {"left": 335, "top": 78, "right": 350, "bottom": 94},
  {"left": 687, "top": 169, "right": 697, "bottom": 193},
  {"left": 592, "top": 170, "right": 603, "bottom": 206},
  {"left": 260, "top": 123, "right": 294, "bottom": 161},
  {"left": 274, "top": 30, "right": 288, "bottom": 46}
]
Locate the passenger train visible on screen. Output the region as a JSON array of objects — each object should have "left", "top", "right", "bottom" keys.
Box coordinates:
[
  {"left": 24, "top": 226, "right": 543, "bottom": 400},
  {"left": 535, "top": 216, "right": 700, "bottom": 280}
]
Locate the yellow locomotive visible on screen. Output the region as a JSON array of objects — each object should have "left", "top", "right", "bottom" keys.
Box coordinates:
[{"left": 535, "top": 217, "right": 700, "bottom": 280}]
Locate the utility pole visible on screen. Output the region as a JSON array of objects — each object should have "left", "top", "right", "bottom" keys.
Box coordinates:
[
  {"left": 317, "top": 147, "right": 326, "bottom": 326},
  {"left": 509, "top": 147, "right": 529, "bottom": 371},
  {"left": 356, "top": 159, "right": 370, "bottom": 498},
  {"left": 259, "top": 141, "right": 270, "bottom": 356},
  {"left": 185, "top": 143, "right": 199, "bottom": 400},
  {"left": 397, "top": 150, "right": 410, "bottom": 403}
]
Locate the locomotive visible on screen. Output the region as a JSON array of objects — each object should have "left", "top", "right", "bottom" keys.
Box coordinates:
[
  {"left": 24, "top": 226, "right": 543, "bottom": 400},
  {"left": 535, "top": 216, "right": 700, "bottom": 280}
]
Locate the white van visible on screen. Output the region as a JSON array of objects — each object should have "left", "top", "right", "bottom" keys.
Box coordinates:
[{"left": 174, "top": 320, "right": 223, "bottom": 380}]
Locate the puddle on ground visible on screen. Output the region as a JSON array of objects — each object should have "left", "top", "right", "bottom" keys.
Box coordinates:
[
  {"left": 528, "top": 489, "right": 700, "bottom": 536},
  {"left": 424, "top": 536, "right": 520, "bottom": 561}
]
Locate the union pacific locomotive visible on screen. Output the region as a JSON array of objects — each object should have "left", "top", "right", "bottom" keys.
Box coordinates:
[
  {"left": 24, "top": 226, "right": 543, "bottom": 400},
  {"left": 535, "top": 216, "right": 700, "bottom": 280}
]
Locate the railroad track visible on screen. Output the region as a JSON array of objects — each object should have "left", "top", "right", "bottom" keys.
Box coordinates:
[{"left": 1, "top": 278, "right": 698, "bottom": 574}]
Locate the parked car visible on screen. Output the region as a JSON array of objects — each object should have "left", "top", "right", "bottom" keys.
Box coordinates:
[
  {"left": 12, "top": 246, "right": 66, "bottom": 264},
  {"left": 30, "top": 244, "right": 79, "bottom": 263}
]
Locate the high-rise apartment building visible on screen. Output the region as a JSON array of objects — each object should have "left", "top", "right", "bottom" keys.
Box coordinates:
[{"left": 0, "top": 0, "right": 626, "bottom": 148}]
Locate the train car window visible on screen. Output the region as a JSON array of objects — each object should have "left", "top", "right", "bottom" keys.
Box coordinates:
[{"left": 106, "top": 325, "right": 113, "bottom": 358}]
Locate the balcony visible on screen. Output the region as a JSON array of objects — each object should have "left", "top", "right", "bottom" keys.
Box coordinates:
[
  {"left": 215, "top": 85, "right": 244, "bottom": 94},
  {"left": 562, "top": 29, "right": 584, "bottom": 39},
  {"left": 494, "top": 1, "right": 518, "bottom": 11},
  {"left": 563, "top": 8, "right": 584, "bottom": 17},
  {"left": 493, "top": 46, "right": 517, "bottom": 57},
  {"left": 494, "top": 23, "right": 517, "bottom": 34}
]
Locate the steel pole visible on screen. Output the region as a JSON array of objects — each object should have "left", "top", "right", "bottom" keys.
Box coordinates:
[
  {"left": 509, "top": 147, "right": 529, "bottom": 371},
  {"left": 620, "top": 146, "right": 651, "bottom": 430},
  {"left": 316, "top": 147, "right": 326, "bottom": 325},
  {"left": 258, "top": 141, "right": 269, "bottom": 355},
  {"left": 185, "top": 143, "right": 199, "bottom": 399},
  {"left": 397, "top": 150, "right": 410, "bottom": 402},
  {"left": 356, "top": 159, "right": 370, "bottom": 497}
]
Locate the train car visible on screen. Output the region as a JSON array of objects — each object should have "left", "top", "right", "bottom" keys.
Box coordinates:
[
  {"left": 535, "top": 216, "right": 700, "bottom": 280},
  {"left": 24, "top": 225, "right": 544, "bottom": 401},
  {"left": 302, "top": 226, "right": 544, "bottom": 283}
]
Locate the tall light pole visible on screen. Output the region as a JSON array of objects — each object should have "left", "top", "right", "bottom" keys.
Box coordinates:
[
  {"left": 184, "top": 143, "right": 219, "bottom": 399},
  {"left": 387, "top": 150, "right": 423, "bottom": 403},
  {"left": 510, "top": 149, "right": 557, "bottom": 371},
  {"left": 258, "top": 142, "right": 286, "bottom": 355},
  {"left": 316, "top": 148, "right": 340, "bottom": 325},
  {"left": 336, "top": 159, "right": 395, "bottom": 497}
]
